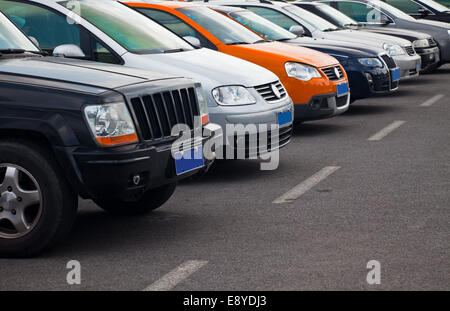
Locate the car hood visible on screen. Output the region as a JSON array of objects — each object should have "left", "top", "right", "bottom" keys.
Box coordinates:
[
  {"left": 412, "top": 19, "right": 450, "bottom": 29},
  {"left": 320, "top": 29, "right": 412, "bottom": 48},
  {"left": 361, "top": 27, "right": 431, "bottom": 40},
  {"left": 285, "top": 37, "right": 380, "bottom": 58},
  {"left": 123, "top": 48, "right": 279, "bottom": 88},
  {"left": 229, "top": 41, "right": 339, "bottom": 68},
  {"left": 0, "top": 56, "right": 180, "bottom": 91}
]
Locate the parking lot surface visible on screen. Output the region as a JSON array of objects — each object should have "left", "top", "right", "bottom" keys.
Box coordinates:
[{"left": 1, "top": 65, "right": 449, "bottom": 291}]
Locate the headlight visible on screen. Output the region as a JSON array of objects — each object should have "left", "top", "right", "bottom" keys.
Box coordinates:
[
  {"left": 383, "top": 43, "right": 405, "bottom": 56},
  {"left": 413, "top": 39, "right": 429, "bottom": 48},
  {"left": 285, "top": 62, "right": 321, "bottom": 81},
  {"left": 84, "top": 102, "right": 138, "bottom": 146},
  {"left": 212, "top": 86, "right": 256, "bottom": 106},
  {"left": 195, "top": 84, "right": 209, "bottom": 124},
  {"left": 447, "top": 30, "right": 450, "bottom": 36},
  {"left": 358, "top": 58, "right": 383, "bottom": 68}
]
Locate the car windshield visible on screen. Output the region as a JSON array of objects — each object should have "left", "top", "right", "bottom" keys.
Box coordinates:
[
  {"left": 419, "top": 0, "right": 450, "bottom": 11},
  {"left": 59, "top": 0, "right": 193, "bottom": 54},
  {"left": 369, "top": 1, "right": 417, "bottom": 20},
  {"left": 282, "top": 4, "right": 339, "bottom": 31},
  {"left": 314, "top": 4, "right": 359, "bottom": 27},
  {"left": 0, "top": 12, "right": 39, "bottom": 52},
  {"left": 229, "top": 10, "right": 297, "bottom": 41},
  {"left": 177, "top": 6, "right": 264, "bottom": 44}
]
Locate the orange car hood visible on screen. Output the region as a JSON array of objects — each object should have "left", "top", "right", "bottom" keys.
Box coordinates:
[{"left": 229, "top": 41, "right": 339, "bottom": 68}]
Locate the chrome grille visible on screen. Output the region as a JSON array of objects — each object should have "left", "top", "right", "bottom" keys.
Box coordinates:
[
  {"left": 130, "top": 87, "right": 200, "bottom": 141},
  {"left": 321, "top": 65, "right": 344, "bottom": 81},
  {"left": 254, "top": 81, "right": 287, "bottom": 103},
  {"left": 404, "top": 46, "right": 415, "bottom": 56}
]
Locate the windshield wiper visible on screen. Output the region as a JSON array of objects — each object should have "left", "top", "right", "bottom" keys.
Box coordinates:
[
  {"left": 322, "top": 28, "right": 338, "bottom": 32},
  {"left": 227, "top": 41, "right": 250, "bottom": 45},
  {"left": 163, "top": 48, "right": 188, "bottom": 53},
  {"left": 344, "top": 23, "right": 360, "bottom": 27},
  {"left": 0, "top": 48, "right": 25, "bottom": 54},
  {"left": 253, "top": 39, "right": 268, "bottom": 44}
]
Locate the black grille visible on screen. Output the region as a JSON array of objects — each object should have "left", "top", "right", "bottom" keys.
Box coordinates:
[
  {"left": 232, "top": 124, "right": 293, "bottom": 158},
  {"left": 321, "top": 65, "right": 344, "bottom": 81},
  {"left": 404, "top": 46, "right": 415, "bottom": 56},
  {"left": 131, "top": 87, "right": 200, "bottom": 141},
  {"left": 254, "top": 81, "right": 287, "bottom": 103},
  {"left": 380, "top": 54, "right": 396, "bottom": 69},
  {"left": 428, "top": 38, "right": 437, "bottom": 47}
]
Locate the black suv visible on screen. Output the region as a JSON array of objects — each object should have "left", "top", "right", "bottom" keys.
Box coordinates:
[{"left": 0, "top": 13, "right": 218, "bottom": 256}]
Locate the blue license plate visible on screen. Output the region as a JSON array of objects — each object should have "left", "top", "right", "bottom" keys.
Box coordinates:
[
  {"left": 174, "top": 146, "right": 204, "bottom": 175},
  {"left": 391, "top": 68, "right": 400, "bottom": 82},
  {"left": 278, "top": 110, "right": 292, "bottom": 126},
  {"left": 336, "top": 82, "right": 349, "bottom": 97}
]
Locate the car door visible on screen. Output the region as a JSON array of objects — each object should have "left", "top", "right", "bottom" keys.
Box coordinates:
[{"left": 0, "top": 0, "right": 122, "bottom": 64}]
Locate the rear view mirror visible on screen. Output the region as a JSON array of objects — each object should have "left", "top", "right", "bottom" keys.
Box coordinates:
[
  {"left": 289, "top": 25, "right": 305, "bottom": 37},
  {"left": 418, "top": 7, "right": 430, "bottom": 16},
  {"left": 379, "top": 14, "right": 392, "bottom": 24},
  {"left": 183, "top": 36, "right": 201, "bottom": 48},
  {"left": 28, "top": 36, "right": 39, "bottom": 47},
  {"left": 53, "top": 44, "right": 85, "bottom": 58}
]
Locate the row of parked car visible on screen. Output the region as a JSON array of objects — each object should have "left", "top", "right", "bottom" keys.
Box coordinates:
[{"left": 0, "top": 0, "right": 449, "bottom": 256}]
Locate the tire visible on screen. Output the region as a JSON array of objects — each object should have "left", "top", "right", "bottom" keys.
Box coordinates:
[
  {"left": 0, "top": 139, "right": 78, "bottom": 257},
  {"left": 94, "top": 182, "right": 176, "bottom": 215}
]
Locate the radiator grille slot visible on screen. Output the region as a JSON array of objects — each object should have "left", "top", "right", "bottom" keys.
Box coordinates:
[
  {"left": 254, "top": 81, "right": 287, "bottom": 103},
  {"left": 321, "top": 66, "right": 344, "bottom": 81}
]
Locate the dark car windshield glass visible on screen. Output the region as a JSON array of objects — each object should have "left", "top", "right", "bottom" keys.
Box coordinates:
[
  {"left": 315, "top": 4, "right": 359, "bottom": 27},
  {"left": 177, "top": 6, "right": 264, "bottom": 44},
  {"left": 370, "top": 1, "right": 417, "bottom": 20},
  {"left": 229, "top": 10, "right": 296, "bottom": 41},
  {"left": 419, "top": 0, "right": 450, "bottom": 11},
  {"left": 0, "top": 13, "right": 38, "bottom": 51},
  {"left": 60, "top": 0, "right": 193, "bottom": 54},
  {"left": 282, "top": 4, "right": 339, "bottom": 31}
]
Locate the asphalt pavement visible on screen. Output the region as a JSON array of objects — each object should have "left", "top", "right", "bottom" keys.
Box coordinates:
[{"left": 1, "top": 65, "right": 449, "bottom": 291}]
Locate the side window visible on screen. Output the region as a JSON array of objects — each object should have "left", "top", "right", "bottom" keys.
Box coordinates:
[
  {"left": 337, "top": 1, "right": 383, "bottom": 23},
  {"left": 92, "top": 40, "right": 121, "bottom": 64},
  {"left": 244, "top": 6, "right": 299, "bottom": 31},
  {"left": 385, "top": 0, "right": 423, "bottom": 14},
  {"left": 0, "top": 0, "right": 88, "bottom": 55},
  {"left": 135, "top": 8, "right": 217, "bottom": 50}
]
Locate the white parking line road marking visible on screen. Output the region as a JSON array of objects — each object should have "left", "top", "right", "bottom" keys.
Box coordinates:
[
  {"left": 420, "top": 94, "right": 444, "bottom": 107},
  {"left": 368, "top": 121, "right": 406, "bottom": 141},
  {"left": 143, "top": 260, "right": 208, "bottom": 291},
  {"left": 273, "top": 166, "right": 340, "bottom": 204}
]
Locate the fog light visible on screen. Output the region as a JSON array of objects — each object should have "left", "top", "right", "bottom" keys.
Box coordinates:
[
  {"left": 132, "top": 174, "right": 141, "bottom": 186},
  {"left": 365, "top": 72, "right": 374, "bottom": 87}
]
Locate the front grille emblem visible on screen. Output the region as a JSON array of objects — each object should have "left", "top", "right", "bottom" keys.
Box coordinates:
[
  {"left": 334, "top": 67, "right": 341, "bottom": 79},
  {"left": 271, "top": 84, "right": 281, "bottom": 99}
]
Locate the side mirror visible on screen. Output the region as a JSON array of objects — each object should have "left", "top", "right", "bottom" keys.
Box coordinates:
[
  {"left": 183, "top": 36, "right": 201, "bottom": 48},
  {"left": 53, "top": 44, "right": 85, "bottom": 58},
  {"left": 289, "top": 25, "right": 305, "bottom": 37},
  {"left": 379, "top": 14, "right": 392, "bottom": 24},
  {"left": 418, "top": 7, "right": 429, "bottom": 16},
  {"left": 28, "top": 36, "right": 39, "bottom": 47}
]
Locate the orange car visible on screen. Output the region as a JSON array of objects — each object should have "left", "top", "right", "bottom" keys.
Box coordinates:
[{"left": 124, "top": 1, "right": 350, "bottom": 121}]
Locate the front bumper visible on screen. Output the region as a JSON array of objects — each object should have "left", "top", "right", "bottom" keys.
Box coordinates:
[
  {"left": 415, "top": 46, "right": 440, "bottom": 72},
  {"left": 347, "top": 66, "right": 397, "bottom": 100},
  {"left": 392, "top": 54, "right": 422, "bottom": 79},
  {"left": 294, "top": 92, "right": 350, "bottom": 121},
  {"left": 63, "top": 123, "right": 220, "bottom": 201}
]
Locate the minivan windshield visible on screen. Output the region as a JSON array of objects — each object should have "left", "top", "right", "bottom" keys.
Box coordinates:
[
  {"left": 59, "top": 0, "right": 193, "bottom": 54},
  {"left": 282, "top": 4, "right": 340, "bottom": 31},
  {"left": 177, "top": 6, "right": 264, "bottom": 45},
  {"left": 0, "top": 12, "right": 39, "bottom": 52},
  {"left": 229, "top": 10, "right": 297, "bottom": 41}
]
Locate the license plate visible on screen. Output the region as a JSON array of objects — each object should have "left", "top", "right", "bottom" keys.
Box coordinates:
[
  {"left": 336, "top": 82, "right": 349, "bottom": 97},
  {"left": 174, "top": 146, "right": 204, "bottom": 175},
  {"left": 391, "top": 68, "right": 400, "bottom": 82},
  {"left": 278, "top": 110, "right": 292, "bottom": 126},
  {"left": 435, "top": 51, "right": 440, "bottom": 63},
  {"left": 416, "top": 61, "right": 421, "bottom": 73}
]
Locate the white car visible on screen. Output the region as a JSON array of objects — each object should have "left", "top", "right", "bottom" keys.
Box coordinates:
[{"left": 0, "top": 0, "right": 294, "bottom": 158}]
